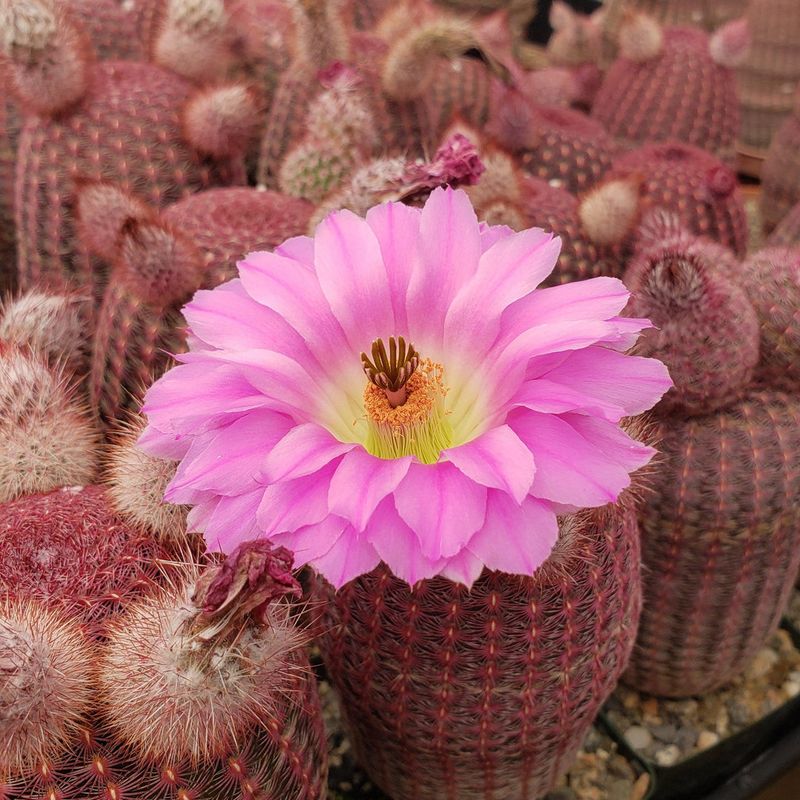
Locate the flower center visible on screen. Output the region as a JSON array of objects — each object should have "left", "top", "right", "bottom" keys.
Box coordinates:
[{"left": 361, "top": 337, "right": 453, "bottom": 464}]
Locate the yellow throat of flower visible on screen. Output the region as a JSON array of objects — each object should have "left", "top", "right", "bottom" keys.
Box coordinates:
[{"left": 361, "top": 339, "right": 453, "bottom": 464}]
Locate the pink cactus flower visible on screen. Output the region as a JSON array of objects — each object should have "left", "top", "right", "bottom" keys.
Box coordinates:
[{"left": 140, "top": 188, "right": 671, "bottom": 588}]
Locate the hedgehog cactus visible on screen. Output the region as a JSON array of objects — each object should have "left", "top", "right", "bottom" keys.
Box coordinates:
[
  {"left": 3, "top": 0, "right": 256, "bottom": 295},
  {"left": 488, "top": 87, "right": 617, "bottom": 194},
  {"left": 579, "top": 141, "right": 748, "bottom": 257},
  {"left": 80, "top": 184, "right": 312, "bottom": 424},
  {"left": 591, "top": 16, "right": 749, "bottom": 163},
  {"left": 739, "top": 246, "right": 800, "bottom": 392},
  {"left": 624, "top": 226, "right": 760, "bottom": 414},
  {"left": 317, "top": 500, "right": 643, "bottom": 800},
  {"left": 0, "top": 346, "right": 97, "bottom": 504},
  {"left": 0, "top": 540, "right": 329, "bottom": 800},
  {"left": 761, "top": 93, "right": 800, "bottom": 233},
  {"left": 65, "top": 0, "right": 162, "bottom": 60},
  {"left": 621, "top": 235, "right": 800, "bottom": 697}
]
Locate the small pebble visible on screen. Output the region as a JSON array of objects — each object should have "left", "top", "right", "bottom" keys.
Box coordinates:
[
  {"left": 783, "top": 681, "right": 800, "bottom": 698},
  {"left": 650, "top": 723, "right": 678, "bottom": 743},
  {"left": 655, "top": 745, "right": 681, "bottom": 767},
  {"left": 624, "top": 725, "right": 653, "bottom": 751},
  {"left": 641, "top": 697, "right": 659, "bottom": 718},
  {"left": 696, "top": 730, "right": 720, "bottom": 750},
  {"left": 747, "top": 647, "right": 779, "bottom": 679}
]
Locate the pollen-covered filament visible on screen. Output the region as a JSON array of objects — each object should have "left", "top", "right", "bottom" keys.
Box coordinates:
[{"left": 363, "top": 355, "right": 453, "bottom": 464}]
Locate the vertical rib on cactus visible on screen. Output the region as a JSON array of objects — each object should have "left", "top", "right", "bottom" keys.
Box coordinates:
[
  {"left": 591, "top": 21, "right": 745, "bottom": 163},
  {"left": 625, "top": 230, "right": 760, "bottom": 415},
  {"left": 0, "top": 346, "right": 97, "bottom": 504},
  {"left": 0, "top": 92, "right": 18, "bottom": 293},
  {"left": 623, "top": 393, "right": 800, "bottom": 696},
  {"left": 739, "top": 246, "right": 800, "bottom": 392},
  {"left": 317, "top": 499, "right": 642, "bottom": 800}
]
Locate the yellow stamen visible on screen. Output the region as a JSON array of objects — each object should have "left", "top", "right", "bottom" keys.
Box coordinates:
[{"left": 363, "top": 358, "right": 453, "bottom": 463}]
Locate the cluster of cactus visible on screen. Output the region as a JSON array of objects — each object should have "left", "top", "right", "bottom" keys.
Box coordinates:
[
  {"left": 578, "top": 141, "right": 748, "bottom": 257},
  {"left": 620, "top": 223, "right": 800, "bottom": 697},
  {"left": 317, "top": 499, "right": 642, "bottom": 800},
  {"left": 591, "top": 14, "right": 748, "bottom": 163}
]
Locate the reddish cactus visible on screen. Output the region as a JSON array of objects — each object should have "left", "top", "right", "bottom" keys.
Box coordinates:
[
  {"left": 0, "top": 93, "right": 17, "bottom": 293},
  {"left": 624, "top": 227, "right": 760, "bottom": 415},
  {"left": 739, "top": 246, "right": 800, "bottom": 392},
  {"left": 317, "top": 499, "right": 642, "bottom": 800},
  {"left": 580, "top": 141, "right": 748, "bottom": 257},
  {"left": 0, "top": 346, "right": 97, "bottom": 504},
  {"left": 623, "top": 392, "right": 800, "bottom": 696},
  {"left": 0, "top": 541, "right": 329, "bottom": 800},
  {"left": 83, "top": 186, "right": 312, "bottom": 424},
  {"left": 488, "top": 87, "right": 617, "bottom": 194},
  {"left": 0, "top": 485, "right": 172, "bottom": 629},
  {"left": 65, "top": 0, "right": 161, "bottom": 60},
  {"left": 761, "top": 94, "right": 800, "bottom": 233},
  {"left": 767, "top": 200, "right": 800, "bottom": 247},
  {"left": 4, "top": 1, "right": 254, "bottom": 296},
  {"left": 591, "top": 19, "right": 747, "bottom": 163}
]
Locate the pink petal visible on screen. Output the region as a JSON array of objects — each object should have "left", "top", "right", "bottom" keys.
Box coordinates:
[
  {"left": 540, "top": 348, "right": 672, "bottom": 417},
  {"left": 510, "top": 378, "right": 627, "bottom": 422},
  {"left": 466, "top": 492, "right": 558, "bottom": 576},
  {"left": 365, "top": 498, "right": 446, "bottom": 585},
  {"left": 309, "top": 523, "right": 381, "bottom": 589},
  {"left": 142, "top": 362, "right": 271, "bottom": 436},
  {"left": 444, "top": 228, "right": 560, "bottom": 357},
  {"left": 479, "top": 221, "right": 515, "bottom": 251},
  {"left": 203, "top": 490, "right": 264, "bottom": 552},
  {"left": 184, "top": 280, "right": 315, "bottom": 370},
  {"left": 328, "top": 449, "right": 412, "bottom": 531},
  {"left": 257, "top": 460, "right": 340, "bottom": 534},
  {"left": 365, "top": 201, "right": 422, "bottom": 334},
  {"left": 237, "top": 249, "right": 350, "bottom": 369},
  {"left": 394, "top": 461, "right": 487, "bottom": 560},
  {"left": 314, "top": 209, "right": 395, "bottom": 349},
  {"left": 510, "top": 410, "right": 633, "bottom": 506},
  {"left": 437, "top": 548, "right": 485, "bottom": 588},
  {"left": 443, "top": 425, "right": 535, "bottom": 504},
  {"left": 261, "top": 423, "right": 354, "bottom": 482},
  {"left": 406, "top": 188, "right": 481, "bottom": 350},
  {"left": 498, "top": 277, "right": 631, "bottom": 351},
  {"left": 137, "top": 425, "right": 191, "bottom": 459},
  {"left": 563, "top": 413, "right": 656, "bottom": 473},
  {"left": 177, "top": 349, "right": 322, "bottom": 421},
  {"left": 271, "top": 515, "right": 349, "bottom": 565},
  {"left": 166, "top": 411, "right": 293, "bottom": 502},
  {"left": 275, "top": 234, "right": 315, "bottom": 266}
]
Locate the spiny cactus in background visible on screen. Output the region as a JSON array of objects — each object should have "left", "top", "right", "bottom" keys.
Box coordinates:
[
  {"left": 591, "top": 16, "right": 749, "bottom": 163},
  {"left": 0, "top": 288, "right": 88, "bottom": 377},
  {"left": 78, "top": 183, "right": 312, "bottom": 424},
  {"left": 736, "top": 0, "right": 800, "bottom": 154},
  {"left": 0, "top": 346, "right": 97, "bottom": 504},
  {"left": 0, "top": 93, "right": 17, "bottom": 293},
  {"left": 65, "top": 0, "right": 162, "bottom": 60},
  {"left": 0, "top": 485, "right": 172, "bottom": 629},
  {"left": 465, "top": 145, "right": 619, "bottom": 284},
  {"left": 624, "top": 224, "right": 759, "bottom": 415},
  {"left": 318, "top": 500, "right": 642, "bottom": 800},
  {"left": 3, "top": 0, "right": 256, "bottom": 296},
  {"left": 620, "top": 234, "right": 800, "bottom": 696},
  {"left": 602, "top": 0, "right": 744, "bottom": 37},
  {"left": 0, "top": 598, "right": 93, "bottom": 780},
  {"left": 1, "top": 541, "right": 329, "bottom": 800},
  {"left": 622, "top": 392, "right": 800, "bottom": 697},
  {"left": 488, "top": 86, "right": 617, "bottom": 194},
  {"left": 761, "top": 93, "right": 800, "bottom": 232},
  {"left": 105, "top": 416, "right": 188, "bottom": 543},
  {"left": 579, "top": 141, "right": 748, "bottom": 257},
  {"left": 739, "top": 246, "right": 800, "bottom": 392},
  {"left": 309, "top": 132, "right": 483, "bottom": 228}
]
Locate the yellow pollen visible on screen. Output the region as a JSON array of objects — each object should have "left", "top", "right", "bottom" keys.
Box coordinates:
[{"left": 363, "top": 358, "right": 453, "bottom": 463}]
